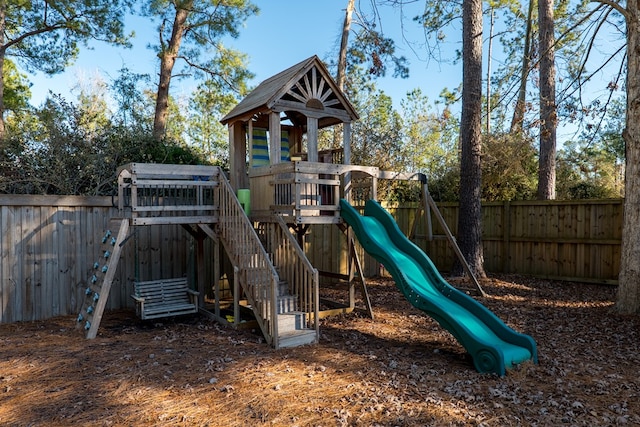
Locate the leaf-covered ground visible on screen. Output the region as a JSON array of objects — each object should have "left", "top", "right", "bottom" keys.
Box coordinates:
[{"left": 0, "top": 275, "right": 638, "bottom": 426}]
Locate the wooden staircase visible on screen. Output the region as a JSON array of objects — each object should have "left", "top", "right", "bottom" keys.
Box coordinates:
[
  {"left": 261, "top": 276, "right": 316, "bottom": 348},
  {"left": 216, "top": 173, "right": 319, "bottom": 348},
  {"left": 76, "top": 218, "right": 129, "bottom": 339}
]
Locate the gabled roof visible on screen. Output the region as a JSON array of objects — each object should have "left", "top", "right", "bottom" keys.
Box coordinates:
[{"left": 220, "top": 55, "right": 359, "bottom": 128}]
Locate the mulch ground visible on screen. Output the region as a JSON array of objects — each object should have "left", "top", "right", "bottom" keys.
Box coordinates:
[{"left": 0, "top": 275, "right": 638, "bottom": 426}]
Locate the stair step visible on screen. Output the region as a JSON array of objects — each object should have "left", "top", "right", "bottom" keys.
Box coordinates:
[
  {"left": 278, "top": 329, "right": 317, "bottom": 348},
  {"left": 277, "top": 311, "right": 305, "bottom": 332},
  {"left": 260, "top": 295, "right": 299, "bottom": 316}
]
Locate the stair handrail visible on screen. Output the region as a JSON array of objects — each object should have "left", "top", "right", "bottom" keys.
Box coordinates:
[
  {"left": 272, "top": 215, "right": 319, "bottom": 336},
  {"left": 216, "top": 171, "right": 280, "bottom": 345}
]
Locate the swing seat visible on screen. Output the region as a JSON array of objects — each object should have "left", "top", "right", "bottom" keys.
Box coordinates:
[{"left": 132, "top": 278, "right": 199, "bottom": 320}]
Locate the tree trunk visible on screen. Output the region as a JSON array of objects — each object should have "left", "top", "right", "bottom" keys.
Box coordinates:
[
  {"left": 455, "top": 0, "right": 486, "bottom": 278},
  {"left": 537, "top": 0, "right": 557, "bottom": 200},
  {"left": 0, "top": 3, "right": 7, "bottom": 140},
  {"left": 336, "top": 0, "right": 355, "bottom": 91},
  {"left": 333, "top": 0, "right": 355, "bottom": 149},
  {"left": 510, "top": 0, "right": 534, "bottom": 133},
  {"left": 617, "top": 4, "right": 640, "bottom": 314},
  {"left": 152, "top": 3, "right": 191, "bottom": 141},
  {"left": 486, "top": 8, "right": 494, "bottom": 135}
]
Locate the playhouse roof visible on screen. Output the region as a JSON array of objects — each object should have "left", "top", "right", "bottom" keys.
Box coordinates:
[{"left": 220, "top": 55, "right": 359, "bottom": 129}]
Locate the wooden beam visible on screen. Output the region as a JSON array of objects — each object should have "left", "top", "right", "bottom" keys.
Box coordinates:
[
  {"left": 269, "top": 112, "right": 281, "bottom": 165},
  {"left": 307, "top": 117, "right": 318, "bottom": 162},
  {"left": 423, "top": 186, "right": 486, "bottom": 297},
  {"left": 228, "top": 122, "right": 248, "bottom": 190},
  {"left": 86, "top": 219, "right": 130, "bottom": 339}
]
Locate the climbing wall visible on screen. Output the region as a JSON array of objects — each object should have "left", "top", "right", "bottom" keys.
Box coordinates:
[{"left": 75, "top": 218, "right": 130, "bottom": 339}]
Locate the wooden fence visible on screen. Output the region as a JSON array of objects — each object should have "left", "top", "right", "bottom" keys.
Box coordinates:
[
  {"left": 0, "top": 195, "right": 623, "bottom": 323},
  {"left": 305, "top": 199, "right": 623, "bottom": 285},
  {"left": 0, "top": 195, "right": 212, "bottom": 323}
]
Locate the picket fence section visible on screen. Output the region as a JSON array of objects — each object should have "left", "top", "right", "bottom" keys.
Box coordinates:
[{"left": 0, "top": 195, "right": 623, "bottom": 323}]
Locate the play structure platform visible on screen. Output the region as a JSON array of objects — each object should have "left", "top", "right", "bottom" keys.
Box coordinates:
[{"left": 340, "top": 199, "right": 538, "bottom": 375}]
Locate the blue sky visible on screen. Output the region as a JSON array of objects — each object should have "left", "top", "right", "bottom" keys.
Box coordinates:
[{"left": 27, "top": 1, "right": 462, "bottom": 112}]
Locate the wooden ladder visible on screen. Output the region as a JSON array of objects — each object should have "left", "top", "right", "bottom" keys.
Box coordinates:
[{"left": 76, "top": 218, "right": 130, "bottom": 339}]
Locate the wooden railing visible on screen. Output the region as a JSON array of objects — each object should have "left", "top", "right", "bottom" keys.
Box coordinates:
[
  {"left": 248, "top": 162, "right": 380, "bottom": 224},
  {"left": 118, "top": 163, "right": 219, "bottom": 225},
  {"left": 257, "top": 216, "right": 319, "bottom": 334},
  {"left": 216, "top": 172, "right": 280, "bottom": 346}
]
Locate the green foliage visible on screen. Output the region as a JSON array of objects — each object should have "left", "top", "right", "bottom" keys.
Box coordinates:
[
  {"left": 0, "top": 89, "right": 206, "bottom": 196},
  {"left": 482, "top": 133, "right": 538, "bottom": 201},
  {"left": 346, "top": 73, "right": 405, "bottom": 201},
  {"left": 350, "top": 89, "right": 404, "bottom": 169},
  {"left": 1, "top": 0, "right": 133, "bottom": 74},
  {"left": 401, "top": 89, "right": 458, "bottom": 182},
  {"left": 144, "top": 0, "right": 257, "bottom": 89},
  {"left": 556, "top": 96, "right": 625, "bottom": 200},
  {"left": 3, "top": 59, "right": 31, "bottom": 112},
  {"left": 187, "top": 79, "right": 240, "bottom": 167},
  {"left": 110, "top": 67, "right": 154, "bottom": 130},
  {"left": 428, "top": 168, "right": 461, "bottom": 202},
  {"left": 556, "top": 139, "right": 623, "bottom": 200}
]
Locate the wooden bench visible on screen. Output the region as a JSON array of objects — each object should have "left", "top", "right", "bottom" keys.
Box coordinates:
[{"left": 132, "top": 278, "right": 199, "bottom": 320}]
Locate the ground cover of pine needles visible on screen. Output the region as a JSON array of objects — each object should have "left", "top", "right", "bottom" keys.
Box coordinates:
[{"left": 0, "top": 275, "right": 638, "bottom": 426}]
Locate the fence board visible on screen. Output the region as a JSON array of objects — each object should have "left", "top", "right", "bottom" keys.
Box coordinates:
[{"left": 10, "top": 207, "right": 22, "bottom": 321}]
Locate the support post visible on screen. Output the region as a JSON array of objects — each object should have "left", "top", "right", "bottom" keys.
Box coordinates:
[
  {"left": 228, "top": 122, "right": 248, "bottom": 190},
  {"left": 233, "top": 266, "right": 240, "bottom": 326},
  {"left": 343, "top": 122, "right": 352, "bottom": 201},
  {"left": 422, "top": 182, "right": 486, "bottom": 296},
  {"left": 196, "top": 233, "right": 206, "bottom": 309},
  {"left": 349, "top": 235, "right": 374, "bottom": 319},
  {"left": 307, "top": 117, "right": 318, "bottom": 162},
  {"left": 409, "top": 188, "right": 433, "bottom": 242},
  {"left": 269, "top": 112, "right": 281, "bottom": 164}
]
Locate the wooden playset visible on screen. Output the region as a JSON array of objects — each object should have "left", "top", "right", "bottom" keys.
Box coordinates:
[{"left": 76, "top": 56, "right": 476, "bottom": 349}]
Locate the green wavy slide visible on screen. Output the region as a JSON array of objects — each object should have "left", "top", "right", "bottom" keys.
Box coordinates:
[{"left": 340, "top": 199, "right": 537, "bottom": 376}]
